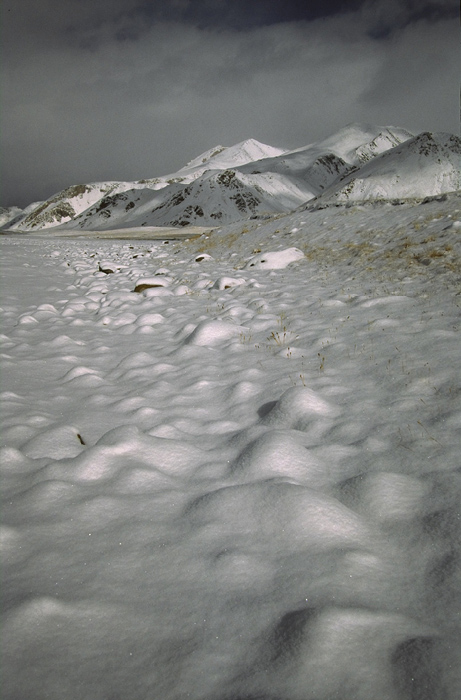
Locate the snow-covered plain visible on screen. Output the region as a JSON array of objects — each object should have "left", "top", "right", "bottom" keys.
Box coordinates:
[{"left": 1, "top": 193, "right": 461, "bottom": 699}]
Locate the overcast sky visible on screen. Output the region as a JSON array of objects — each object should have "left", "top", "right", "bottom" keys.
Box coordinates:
[{"left": 1, "top": 0, "right": 459, "bottom": 208}]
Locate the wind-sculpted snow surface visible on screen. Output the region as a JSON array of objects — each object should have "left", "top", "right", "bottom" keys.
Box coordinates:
[{"left": 1, "top": 194, "right": 461, "bottom": 699}]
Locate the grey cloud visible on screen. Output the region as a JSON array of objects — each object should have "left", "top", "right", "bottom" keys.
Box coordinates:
[
  {"left": 359, "top": 17, "right": 459, "bottom": 129},
  {"left": 360, "top": 0, "right": 458, "bottom": 37},
  {"left": 1, "top": 1, "right": 459, "bottom": 207},
  {"left": 124, "top": 0, "right": 368, "bottom": 30}
]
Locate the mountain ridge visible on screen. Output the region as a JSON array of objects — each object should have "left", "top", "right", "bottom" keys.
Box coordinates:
[{"left": 3, "top": 124, "right": 460, "bottom": 232}]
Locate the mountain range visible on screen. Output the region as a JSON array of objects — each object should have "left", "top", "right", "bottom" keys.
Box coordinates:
[{"left": 2, "top": 123, "right": 460, "bottom": 232}]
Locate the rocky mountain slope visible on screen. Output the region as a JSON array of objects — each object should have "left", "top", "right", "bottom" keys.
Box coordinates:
[{"left": 308, "top": 132, "right": 461, "bottom": 208}]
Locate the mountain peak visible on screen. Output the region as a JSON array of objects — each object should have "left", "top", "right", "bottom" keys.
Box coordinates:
[
  {"left": 313, "top": 123, "right": 414, "bottom": 164},
  {"left": 185, "top": 145, "right": 227, "bottom": 169},
  {"left": 223, "top": 138, "right": 287, "bottom": 161},
  {"left": 183, "top": 139, "right": 287, "bottom": 173}
]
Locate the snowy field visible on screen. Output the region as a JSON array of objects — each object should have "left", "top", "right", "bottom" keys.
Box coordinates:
[
  {"left": 6, "top": 226, "right": 212, "bottom": 240},
  {"left": 1, "top": 194, "right": 461, "bottom": 699}
]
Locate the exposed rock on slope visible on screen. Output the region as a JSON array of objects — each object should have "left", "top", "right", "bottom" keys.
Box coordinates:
[
  {"left": 66, "top": 169, "right": 315, "bottom": 229},
  {"left": 9, "top": 183, "right": 123, "bottom": 231}
]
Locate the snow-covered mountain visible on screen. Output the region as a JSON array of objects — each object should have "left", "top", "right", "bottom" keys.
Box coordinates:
[
  {"left": 3, "top": 124, "right": 460, "bottom": 232},
  {"left": 5, "top": 182, "right": 125, "bottom": 231},
  {"left": 308, "top": 132, "right": 461, "bottom": 207},
  {"left": 3, "top": 139, "right": 290, "bottom": 232},
  {"left": 56, "top": 169, "right": 315, "bottom": 230}
]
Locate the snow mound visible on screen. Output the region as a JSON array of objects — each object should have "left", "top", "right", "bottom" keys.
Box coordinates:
[
  {"left": 245, "top": 247, "right": 305, "bottom": 269},
  {"left": 254, "top": 606, "right": 435, "bottom": 699},
  {"left": 194, "top": 253, "right": 213, "bottom": 262},
  {"left": 232, "top": 429, "right": 322, "bottom": 483},
  {"left": 187, "top": 480, "right": 368, "bottom": 550},
  {"left": 212, "top": 276, "right": 246, "bottom": 290},
  {"left": 184, "top": 319, "right": 246, "bottom": 346},
  {"left": 21, "top": 424, "right": 86, "bottom": 459},
  {"left": 262, "top": 386, "right": 339, "bottom": 429},
  {"left": 133, "top": 276, "right": 171, "bottom": 292}
]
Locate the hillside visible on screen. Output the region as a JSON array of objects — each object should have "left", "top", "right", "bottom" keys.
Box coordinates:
[{"left": 309, "top": 132, "right": 461, "bottom": 207}]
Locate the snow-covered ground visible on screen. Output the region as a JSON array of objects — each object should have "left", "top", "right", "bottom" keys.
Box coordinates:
[{"left": 1, "top": 193, "right": 461, "bottom": 699}]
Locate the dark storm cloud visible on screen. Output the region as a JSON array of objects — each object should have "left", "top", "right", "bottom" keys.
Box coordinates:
[
  {"left": 360, "top": 18, "right": 458, "bottom": 110},
  {"left": 360, "top": 0, "right": 458, "bottom": 38},
  {"left": 1, "top": 0, "right": 459, "bottom": 208},
  {"left": 133, "top": 0, "right": 366, "bottom": 30},
  {"left": 120, "top": 0, "right": 459, "bottom": 32}
]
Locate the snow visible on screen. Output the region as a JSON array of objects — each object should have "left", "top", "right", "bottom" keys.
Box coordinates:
[{"left": 1, "top": 189, "right": 461, "bottom": 700}]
